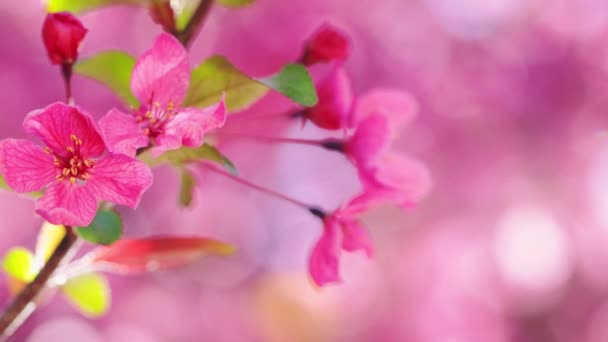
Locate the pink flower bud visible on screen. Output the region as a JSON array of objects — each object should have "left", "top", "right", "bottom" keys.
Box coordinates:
[
  {"left": 300, "top": 23, "right": 350, "bottom": 66},
  {"left": 42, "top": 12, "right": 88, "bottom": 65}
]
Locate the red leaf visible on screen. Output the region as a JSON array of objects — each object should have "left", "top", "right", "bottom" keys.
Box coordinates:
[{"left": 89, "top": 236, "right": 235, "bottom": 273}]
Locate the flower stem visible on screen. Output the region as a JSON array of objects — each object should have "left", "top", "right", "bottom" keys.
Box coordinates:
[
  {"left": 203, "top": 163, "right": 320, "bottom": 211},
  {"left": 61, "top": 63, "right": 74, "bottom": 105},
  {"left": 0, "top": 226, "right": 78, "bottom": 338},
  {"left": 218, "top": 133, "right": 346, "bottom": 152},
  {"left": 176, "top": 0, "right": 214, "bottom": 48}
]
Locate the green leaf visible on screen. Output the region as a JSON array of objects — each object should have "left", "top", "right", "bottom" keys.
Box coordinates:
[
  {"left": 183, "top": 55, "right": 268, "bottom": 112},
  {"left": 61, "top": 273, "right": 110, "bottom": 318},
  {"left": 257, "top": 64, "right": 318, "bottom": 107},
  {"left": 47, "top": 0, "right": 146, "bottom": 13},
  {"left": 179, "top": 168, "right": 196, "bottom": 207},
  {"left": 76, "top": 210, "right": 123, "bottom": 245},
  {"left": 142, "top": 143, "right": 237, "bottom": 175},
  {"left": 216, "top": 0, "right": 255, "bottom": 7},
  {"left": 74, "top": 51, "right": 139, "bottom": 107},
  {"left": 2, "top": 248, "right": 35, "bottom": 283}
]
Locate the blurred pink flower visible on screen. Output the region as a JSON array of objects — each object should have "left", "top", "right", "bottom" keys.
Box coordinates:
[
  {"left": 41, "top": 12, "right": 88, "bottom": 65},
  {"left": 302, "top": 65, "right": 353, "bottom": 130},
  {"left": 0, "top": 102, "right": 152, "bottom": 226},
  {"left": 99, "top": 33, "right": 226, "bottom": 157},
  {"left": 300, "top": 23, "right": 350, "bottom": 66},
  {"left": 352, "top": 89, "right": 418, "bottom": 131},
  {"left": 309, "top": 197, "right": 374, "bottom": 286}
]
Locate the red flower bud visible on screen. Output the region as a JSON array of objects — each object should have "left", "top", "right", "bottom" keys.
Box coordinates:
[
  {"left": 300, "top": 23, "right": 350, "bottom": 66},
  {"left": 42, "top": 12, "right": 88, "bottom": 65}
]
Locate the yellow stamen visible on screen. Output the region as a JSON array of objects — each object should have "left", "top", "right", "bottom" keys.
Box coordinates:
[
  {"left": 83, "top": 160, "right": 93, "bottom": 168},
  {"left": 43, "top": 147, "right": 53, "bottom": 154},
  {"left": 70, "top": 166, "right": 78, "bottom": 175},
  {"left": 62, "top": 168, "right": 70, "bottom": 176},
  {"left": 67, "top": 146, "right": 75, "bottom": 153},
  {"left": 70, "top": 177, "right": 76, "bottom": 184}
]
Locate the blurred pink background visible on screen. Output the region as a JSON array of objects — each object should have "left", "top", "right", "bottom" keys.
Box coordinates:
[{"left": 2, "top": 0, "right": 608, "bottom": 341}]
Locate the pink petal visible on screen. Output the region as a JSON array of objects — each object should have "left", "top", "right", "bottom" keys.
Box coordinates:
[
  {"left": 150, "top": 135, "right": 181, "bottom": 157},
  {"left": 345, "top": 114, "right": 391, "bottom": 167},
  {"left": 163, "top": 99, "right": 226, "bottom": 149},
  {"left": 131, "top": 33, "right": 190, "bottom": 107},
  {"left": 23, "top": 102, "right": 106, "bottom": 158},
  {"left": 98, "top": 108, "right": 148, "bottom": 157},
  {"left": 353, "top": 89, "right": 418, "bottom": 131},
  {"left": 0, "top": 139, "right": 56, "bottom": 193},
  {"left": 362, "top": 154, "right": 432, "bottom": 208},
  {"left": 340, "top": 218, "right": 374, "bottom": 257},
  {"left": 309, "top": 219, "right": 342, "bottom": 286},
  {"left": 305, "top": 66, "right": 353, "bottom": 130},
  {"left": 36, "top": 181, "right": 98, "bottom": 226},
  {"left": 86, "top": 153, "right": 153, "bottom": 209}
]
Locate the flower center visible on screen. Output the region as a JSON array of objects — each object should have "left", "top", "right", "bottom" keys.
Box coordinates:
[
  {"left": 45, "top": 134, "right": 94, "bottom": 184},
  {"left": 135, "top": 101, "right": 177, "bottom": 138}
]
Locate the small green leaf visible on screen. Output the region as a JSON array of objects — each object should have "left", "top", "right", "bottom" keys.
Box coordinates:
[
  {"left": 76, "top": 210, "right": 123, "bottom": 245},
  {"left": 257, "top": 64, "right": 318, "bottom": 107},
  {"left": 47, "top": 0, "right": 146, "bottom": 13},
  {"left": 179, "top": 168, "right": 196, "bottom": 207},
  {"left": 61, "top": 273, "right": 110, "bottom": 318},
  {"left": 2, "top": 248, "right": 35, "bottom": 283},
  {"left": 74, "top": 51, "right": 139, "bottom": 107},
  {"left": 142, "top": 143, "right": 238, "bottom": 175},
  {"left": 216, "top": 0, "right": 255, "bottom": 7},
  {"left": 183, "top": 55, "right": 268, "bottom": 112}
]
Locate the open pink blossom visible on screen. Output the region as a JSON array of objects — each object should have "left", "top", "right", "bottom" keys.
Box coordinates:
[
  {"left": 98, "top": 32, "right": 226, "bottom": 157},
  {"left": 0, "top": 102, "right": 153, "bottom": 227},
  {"left": 300, "top": 23, "right": 350, "bottom": 66},
  {"left": 302, "top": 65, "right": 353, "bottom": 130},
  {"left": 309, "top": 198, "right": 373, "bottom": 286},
  {"left": 344, "top": 114, "right": 431, "bottom": 208}
]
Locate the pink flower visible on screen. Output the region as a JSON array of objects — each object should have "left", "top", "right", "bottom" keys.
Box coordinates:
[
  {"left": 300, "top": 23, "right": 350, "bottom": 66},
  {"left": 0, "top": 102, "right": 153, "bottom": 227},
  {"left": 302, "top": 65, "right": 353, "bottom": 130},
  {"left": 98, "top": 33, "right": 226, "bottom": 157},
  {"left": 309, "top": 198, "right": 373, "bottom": 286},
  {"left": 42, "top": 12, "right": 88, "bottom": 65},
  {"left": 345, "top": 113, "right": 431, "bottom": 208}
]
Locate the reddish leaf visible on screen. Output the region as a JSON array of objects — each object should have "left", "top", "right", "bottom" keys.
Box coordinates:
[{"left": 89, "top": 236, "right": 235, "bottom": 273}]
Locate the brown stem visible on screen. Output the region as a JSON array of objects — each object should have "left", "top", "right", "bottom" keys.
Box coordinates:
[
  {"left": 0, "top": 226, "right": 78, "bottom": 337},
  {"left": 175, "top": 0, "right": 214, "bottom": 48}
]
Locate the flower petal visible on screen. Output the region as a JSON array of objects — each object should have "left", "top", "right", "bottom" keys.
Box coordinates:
[
  {"left": 164, "top": 99, "right": 227, "bottom": 149},
  {"left": 23, "top": 102, "right": 106, "bottom": 158},
  {"left": 98, "top": 108, "right": 148, "bottom": 157},
  {"left": 346, "top": 114, "right": 391, "bottom": 167},
  {"left": 305, "top": 66, "right": 353, "bottom": 130},
  {"left": 131, "top": 32, "right": 190, "bottom": 106},
  {"left": 353, "top": 89, "right": 418, "bottom": 130},
  {"left": 301, "top": 23, "right": 350, "bottom": 66},
  {"left": 340, "top": 218, "right": 373, "bottom": 257},
  {"left": 87, "top": 153, "right": 153, "bottom": 209},
  {"left": 0, "top": 139, "right": 56, "bottom": 193},
  {"left": 309, "top": 219, "right": 342, "bottom": 286},
  {"left": 36, "top": 181, "right": 98, "bottom": 227}
]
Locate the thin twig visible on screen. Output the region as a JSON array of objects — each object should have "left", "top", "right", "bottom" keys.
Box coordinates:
[
  {"left": 175, "top": 0, "right": 214, "bottom": 48},
  {"left": 0, "top": 227, "right": 78, "bottom": 338}
]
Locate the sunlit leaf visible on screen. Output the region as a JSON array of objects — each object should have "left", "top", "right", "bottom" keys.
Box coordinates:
[
  {"left": 216, "top": 0, "right": 255, "bottom": 7},
  {"left": 46, "top": 0, "right": 146, "bottom": 13},
  {"left": 90, "top": 236, "right": 236, "bottom": 273},
  {"left": 35, "top": 222, "right": 66, "bottom": 268},
  {"left": 76, "top": 210, "right": 123, "bottom": 245},
  {"left": 2, "top": 248, "right": 35, "bottom": 283},
  {"left": 257, "top": 64, "right": 318, "bottom": 107},
  {"left": 74, "top": 51, "right": 139, "bottom": 107},
  {"left": 183, "top": 55, "right": 268, "bottom": 112},
  {"left": 179, "top": 168, "right": 196, "bottom": 207},
  {"left": 61, "top": 273, "right": 110, "bottom": 318},
  {"left": 142, "top": 143, "right": 237, "bottom": 174}
]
